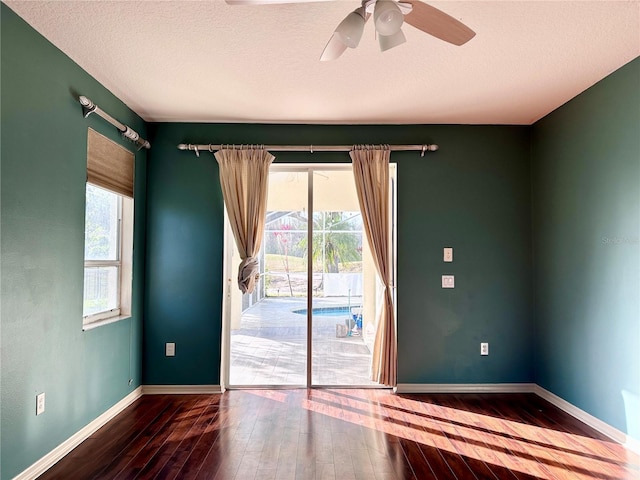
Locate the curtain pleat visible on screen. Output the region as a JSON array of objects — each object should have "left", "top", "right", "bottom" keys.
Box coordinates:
[
  {"left": 214, "top": 146, "right": 274, "bottom": 294},
  {"left": 350, "top": 145, "right": 396, "bottom": 387}
]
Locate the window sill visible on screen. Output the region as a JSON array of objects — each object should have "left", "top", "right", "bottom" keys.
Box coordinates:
[{"left": 83, "top": 314, "right": 131, "bottom": 331}]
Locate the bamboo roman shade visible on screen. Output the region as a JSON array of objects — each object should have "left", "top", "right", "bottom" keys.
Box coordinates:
[{"left": 87, "top": 128, "right": 134, "bottom": 198}]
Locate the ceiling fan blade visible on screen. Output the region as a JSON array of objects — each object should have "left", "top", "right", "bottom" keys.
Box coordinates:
[
  {"left": 403, "top": 0, "right": 475, "bottom": 46},
  {"left": 320, "top": 33, "right": 348, "bottom": 62},
  {"left": 226, "top": 0, "right": 332, "bottom": 4}
]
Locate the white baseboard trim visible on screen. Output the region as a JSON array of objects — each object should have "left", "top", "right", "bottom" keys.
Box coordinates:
[
  {"left": 396, "top": 383, "right": 536, "bottom": 394},
  {"left": 14, "top": 386, "right": 143, "bottom": 480},
  {"left": 142, "top": 385, "right": 222, "bottom": 395},
  {"left": 533, "top": 385, "right": 640, "bottom": 456}
]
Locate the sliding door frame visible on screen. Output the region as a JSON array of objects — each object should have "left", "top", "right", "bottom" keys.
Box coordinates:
[{"left": 221, "top": 163, "right": 396, "bottom": 389}]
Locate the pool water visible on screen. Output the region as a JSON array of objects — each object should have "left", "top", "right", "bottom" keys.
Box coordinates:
[{"left": 293, "top": 306, "right": 361, "bottom": 317}]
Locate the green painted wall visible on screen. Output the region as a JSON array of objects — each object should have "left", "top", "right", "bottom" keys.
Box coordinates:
[
  {"left": 532, "top": 58, "right": 640, "bottom": 440},
  {"left": 144, "top": 123, "right": 533, "bottom": 385},
  {"left": 142, "top": 124, "right": 223, "bottom": 385},
  {"left": 1, "top": 5, "right": 147, "bottom": 478},
  {"left": 5, "top": 0, "right": 637, "bottom": 472}
]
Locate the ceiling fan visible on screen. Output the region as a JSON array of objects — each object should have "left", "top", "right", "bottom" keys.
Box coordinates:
[{"left": 225, "top": 0, "right": 475, "bottom": 61}]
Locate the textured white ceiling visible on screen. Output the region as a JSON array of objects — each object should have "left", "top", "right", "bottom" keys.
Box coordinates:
[{"left": 5, "top": 0, "right": 640, "bottom": 124}]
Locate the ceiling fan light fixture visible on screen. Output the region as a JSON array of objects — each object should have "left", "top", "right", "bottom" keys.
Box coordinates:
[
  {"left": 335, "top": 7, "right": 366, "bottom": 48},
  {"left": 378, "top": 28, "right": 406, "bottom": 52},
  {"left": 374, "top": 0, "right": 404, "bottom": 36}
]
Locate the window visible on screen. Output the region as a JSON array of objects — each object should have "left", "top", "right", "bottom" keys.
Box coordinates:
[{"left": 83, "top": 128, "right": 134, "bottom": 329}]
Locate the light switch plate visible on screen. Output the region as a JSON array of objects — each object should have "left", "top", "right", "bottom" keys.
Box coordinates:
[
  {"left": 36, "top": 392, "right": 45, "bottom": 415},
  {"left": 166, "top": 342, "right": 175, "bottom": 357},
  {"left": 444, "top": 247, "right": 453, "bottom": 262},
  {"left": 442, "top": 275, "right": 455, "bottom": 288},
  {"left": 481, "top": 343, "right": 489, "bottom": 356}
]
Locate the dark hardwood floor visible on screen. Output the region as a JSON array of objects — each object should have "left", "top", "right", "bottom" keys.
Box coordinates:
[{"left": 37, "top": 390, "right": 640, "bottom": 480}]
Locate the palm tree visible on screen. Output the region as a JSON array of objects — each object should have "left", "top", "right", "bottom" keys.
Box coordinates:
[{"left": 299, "top": 212, "right": 362, "bottom": 273}]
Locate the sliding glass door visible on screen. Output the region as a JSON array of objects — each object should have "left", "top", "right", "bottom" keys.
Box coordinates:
[
  {"left": 224, "top": 164, "right": 395, "bottom": 388},
  {"left": 310, "top": 169, "right": 378, "bottom": 386},
  {"left": 226, "top": 169, "right": 309, "bottom": 386}
]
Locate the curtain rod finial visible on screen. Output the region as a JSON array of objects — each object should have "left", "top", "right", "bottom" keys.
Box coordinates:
[{"left": 79, "top": 95, "right": 96, "bottom": 118}]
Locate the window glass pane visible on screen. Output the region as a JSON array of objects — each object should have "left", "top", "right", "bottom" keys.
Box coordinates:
[
  {"left": 263, "top": 228, "right": 308, "bottom": 297},
  {"left": 85, "top": 184, "right": 119, "bottom": 261},
  {"left": 83, "top": 266, "right": 119, "bottom": 317},
  {"left": 312, "top": 212, "right": 363, "bottom": 274}
]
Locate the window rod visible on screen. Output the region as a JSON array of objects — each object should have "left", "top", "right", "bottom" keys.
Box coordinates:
[
  {"left": 177, "top": 143, "right": 439, "bottom": 157},
  {"left": 79, "top": 96, "right": 150, "bottom": 150}
]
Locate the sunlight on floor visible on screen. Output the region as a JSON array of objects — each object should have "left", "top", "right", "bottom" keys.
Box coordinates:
[{"left": 246, "top": 389, "right": 640, "bottom": 480}]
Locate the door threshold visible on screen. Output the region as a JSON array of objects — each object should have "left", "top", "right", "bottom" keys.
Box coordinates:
[{"left": 226, "top": 384, "right": 387, "bottom": 390}]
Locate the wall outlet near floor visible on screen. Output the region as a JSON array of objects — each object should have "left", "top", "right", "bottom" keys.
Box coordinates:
[
  {"left": 166, "top": 342, "right": 176, "bottom": 357},
  {"left": 481, "top": 343, "right": 489, "bottom": 356},
  {"left": 36, "top": 392, "right": 45, "bottom": 415},
  {"left": 442, "top": 275, "right": 455, "bottom": 288},
  {"left": 444, "top": 247, "right": 453, "bottom": 262}
]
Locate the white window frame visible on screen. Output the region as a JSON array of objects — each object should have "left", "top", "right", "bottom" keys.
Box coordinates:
[{"left": 82, "top": 185, "right": 134, "bottom": 330}]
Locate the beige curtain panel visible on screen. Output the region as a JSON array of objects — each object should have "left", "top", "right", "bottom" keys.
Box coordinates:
[
  {"left": 87, "top": 128, "right": 134, "bottom": 198},
  {"left": 214, "top": 146, "right": 275, "bottom": 294},
  {"left": 350, "top": 145, "right": 397, "bottom": 387}
]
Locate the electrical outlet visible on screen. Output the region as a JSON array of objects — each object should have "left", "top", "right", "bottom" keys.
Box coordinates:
[
  {"left": 36, "top": 392, "right": 45, "bottom": 415},
  {"left": 481, "top": 343, "right": 489, "bottom": 356},
  {"left": 442, "top": 275, "right": 455, "bottom": 288},
  {"left": 444, "top": 247, "right": 453, "bottom": 262},
  {"left": 166, "top": 342, "right": 176, "bottom": 357}
]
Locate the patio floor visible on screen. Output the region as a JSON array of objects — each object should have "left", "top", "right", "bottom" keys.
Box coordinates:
[{"left": 230, "top": 297, "right": 379, "bottom": 386}]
